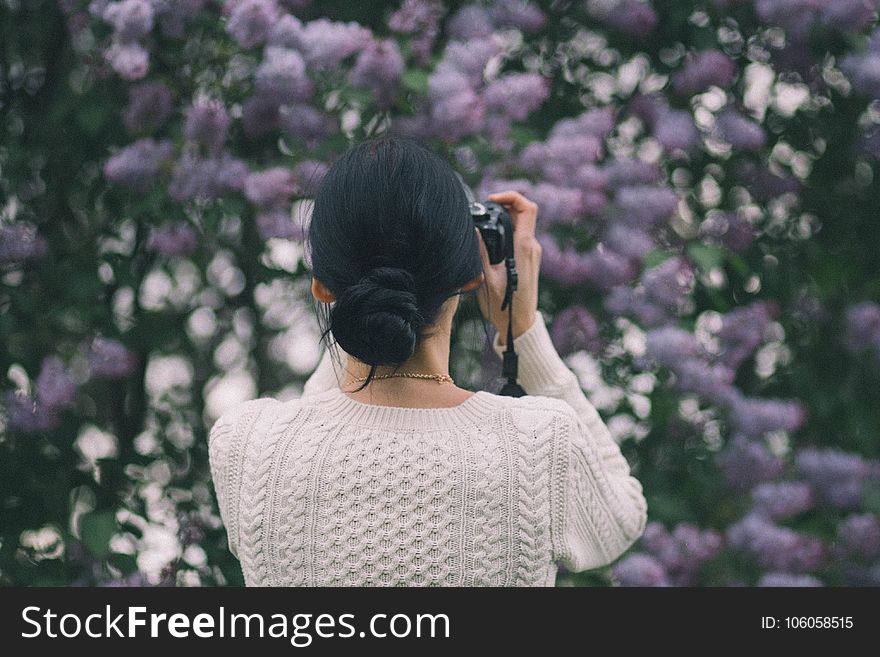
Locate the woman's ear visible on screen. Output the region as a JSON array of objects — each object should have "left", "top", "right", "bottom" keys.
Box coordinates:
[
  {"left": 460, "top": 271, "right": 485, "bottom": 292},
  {"left": 311, "top": 277, "right": 336, "bottom": 303}
]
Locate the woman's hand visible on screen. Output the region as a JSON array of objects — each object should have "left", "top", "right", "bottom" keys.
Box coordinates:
[{"left": 474, "top": 190, "right": 541, "bottom": 346}]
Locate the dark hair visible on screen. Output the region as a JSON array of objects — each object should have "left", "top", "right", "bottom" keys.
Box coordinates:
[{"left": 307, "top": 136, "right": 484, "bottom": 391}]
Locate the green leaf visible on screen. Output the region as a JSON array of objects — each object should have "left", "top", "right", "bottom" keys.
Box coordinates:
[
  {"left": 401, "top": 70, "right": 429, "bottom": 95},
  {"left": 79, "top": 510, "right": 117, "bottom": 559},
  {"left": 642, "top": 249, "right": 673, "bottom": 270},
  {"left": 687, "top": 242, "right": 726, "bottom": 272}
]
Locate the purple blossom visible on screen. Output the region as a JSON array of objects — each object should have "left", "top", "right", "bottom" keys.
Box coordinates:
[
  {"left": 603, "top": 159, "right": 662, "bottom": 188},
  {"left": 716, "top": 109, "right": 766, "bottom": 151},
  {"left": 244, "top": 168, "right": 295, "bottom": 208},
  {"left": 146, "top": 223, "right": 199, "bottom": 257},
  {"left": 758, "top": 572, "right": 823, "bottom": 587},
  {"left": 526, "top": 183, "right": 584, "bottom": 225},
  {"left": 255, "top": 209, "right": 306, "bottom": 241},
  {"left": 35, "top": 356, "right": 77, "bottom": 411},
  {"left": 537, "top": 234, "right": 593, "bottom": 286},
  {"left": 601, "top": 1, "right": 658, "bottom": 38},
  {"left": 103, "top": 138, "right": 173, "bottom": 192},
  {"left": 293, "top": 18, "right": 372, "bottom": 69},
  {"left": 267, "top": 13, "right": 303, "bottom": 47},
  {"left": 716, "top": 301, "right": 776, "bottom": 369},
  {"left": 841, "top": 52, "right": 880, "bottom": 97},
  {"left": 612, "top": 553, "right": 670, "bottom": 586},
  {"left": 388, "top": 0, "right": 441, "bottom": 63},
  {"left": 602, "top": 224, "right": 654, "bottom": 260},
  {"left": 837, "top": 514, "right": 880, "bottom": 560},
  {"left": 3, "top": 391, "right": 60, "bottom": 433},
  {"left": 489, "top": 0, "right": 547, "bottom": 32},
  {"left": 641, "top": 256, "right": 694, "bottom": 311},
  {"left": 727, "top": 513, "right": 825, "bottom": 572},
  {"left": 255, "top": 47, "right": 314, "bottom": 103},
  {"left": 581, "top": 248, "right": 639, "bottom": 290},
  {"left": 735, "top": 161, "right": 801, "bottom": 201},
  {"left": 672, "top": 50, "right": 737, "bottom": 96},
  {"left": 0, "top": 223, "right": 49, "bottom": 264},
  {"left": 429, "top": 90, "right": 486, "bottom": 142},
  {"left": 671, "top": 359, "right": 737, "bottom": 405},
  {"left": 550, "top": 305, "right": 601, "bottom": 356},
  {"left": 653, "top": 110, "right": 700, "bottom": 152},
  {"left": 716, "top": 435, "right": 785, "bottom": 491},
  {"left": 105, "top": 41, "right": 149, "bottom": 80},
  {"left": 640, "top": 522, "right": 723, "bottom": 585},
  {"left": 442, "top": 39, "right": 503, "bottom": 85},
  {"left": 278, "top": 103, "right": 338, "bottom": 146},
  {"left": 615, "top": 186, "right": 679, "bottom": 227},
  {"left": 796, "top": 447, "right": 872, "bottom": 510},
  {"left": 698, "top": 212, "right": 757, "bottom": 253},
  {"left": 483, "top": 73, "right": 550, "bottom": 121},
  {"left": 726, "top": 393, "right": 807, "bottom": 437},
  {"left": 291, "top": 160, "right": 329, "bottom": 196},
  {"left": 153, "top": 0, "right": 207, "bottom": 39},
  {"left": 820, "top": 0, "right": 879, "bottom": 34},
  {"left": 843, "top": 302, "right": 880, "bottom": 355},
  {"left": 123, "top": 82, "right": 173, "bottom": 134},
  {"left": 349, "top": 39, "right": 405, "bottom": 108},
  {"left": 446, "top": 5, "right": 494, "bottom": 40},
  {"left": 751, "top": 481, "right": 813, "bottom": 520},
  {"left": 226, "top": 0, "right": 280, "bottom": 48},
  {"left": 184, "top": 97, "right": 230, "bottom": 153},
  {"left": 83, "top": 336, "right": 139, "bottom": 379},
  {"left": 241, "top": 93, "right": 281, "bottom": 138},
  {"left": 645, "top": 326, "right": 702, "bottom": 367},
  {"left": 551, "top": 107, "right": 616, "bottom": 139},
  {"left": 102, "top": 0, "right": 153, "bottom": 42},
  {"left": 605, "top": 286, "right": 670, "bottom": 327},
  {"left": 168, "top": 152, "right": 249, "bottom": 202}
]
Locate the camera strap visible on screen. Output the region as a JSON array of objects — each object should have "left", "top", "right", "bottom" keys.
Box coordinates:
[{"left": 498, "top": 211, "right": 526, "bottom": 398}]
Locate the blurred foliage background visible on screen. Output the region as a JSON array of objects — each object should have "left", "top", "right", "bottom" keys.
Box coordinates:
[{"left": 2, "top": 0, "right": 879, "bottom": 587}]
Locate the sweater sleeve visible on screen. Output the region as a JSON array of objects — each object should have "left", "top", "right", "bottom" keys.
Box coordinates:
[
  {"left": 301, "top": 337, "right": 347, "bottom": 399},
  {"left": 207, "top": 398, "right": 279, "bottom": 559},
  {"left": 492, "top": 310, "right": 648, "bottom": 571}
]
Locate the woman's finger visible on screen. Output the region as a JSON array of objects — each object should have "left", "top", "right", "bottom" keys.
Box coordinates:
[{"left": 487, "top": 190, "right": 538, "bottom": 236}]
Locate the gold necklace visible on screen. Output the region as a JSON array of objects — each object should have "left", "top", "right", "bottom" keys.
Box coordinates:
[{"left": 351, "top": 371, "right": 454, "bottom": 384}]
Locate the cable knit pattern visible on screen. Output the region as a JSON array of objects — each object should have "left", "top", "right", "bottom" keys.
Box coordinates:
[{"left": 208, "top": 310, "right": 647, "bottom": 586}]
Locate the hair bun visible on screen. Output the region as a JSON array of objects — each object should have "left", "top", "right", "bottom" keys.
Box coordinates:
[{"left": 330, "top": 266, "right": 425, "bottom": 366}]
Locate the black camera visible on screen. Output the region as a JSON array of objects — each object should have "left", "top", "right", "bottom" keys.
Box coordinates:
[{"left": 470, "top": 199, "right": 512, "bottom": 266}]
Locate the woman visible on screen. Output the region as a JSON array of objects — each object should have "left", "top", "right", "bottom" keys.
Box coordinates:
[{"left": 208, "top": 136, "right": 647, "bottom": 586}]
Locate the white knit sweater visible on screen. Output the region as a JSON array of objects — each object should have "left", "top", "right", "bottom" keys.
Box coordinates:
[{"left": 208, "top": 311, "right": 647, "bottom": 586}]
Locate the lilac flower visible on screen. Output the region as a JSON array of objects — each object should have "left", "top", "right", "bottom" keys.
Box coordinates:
[
  {"left": 615, "top": 186, "right": 679, "bottom": 227},
  {"left": 267, "top": 13, "right": 303, "bottom": 47},
  {"left": 526, "top": 183, "right": 584, "bottom": 225},
  {"left": 653, "top": 110, "right": 700, "bottom": 152},
  {"left": 429, "top": 89, "right": 486, "bottom": 142},
  {"left": 754, "top": 0, "right": 818, "bottom": 40},
  {"left": 820, "top": 0, "right": 879, "bottom": 34},
  {"left": 727, "top": 513, "right": 825, "bottom": 572},
  {"left": 242, "top": 94, "right": 281, "bottom": 138},
  {"left": 446, "top": 5, "right": 495, "bottom": 40},
  {"left": 537, "top": 234, "right": 593, "bottom": 286},
  {"left": 629, "top": 92, "right": 666, "bottom": 128},
  {"left": 168, "top": 152, "right": 249, "bottom": 202},
  {"left": 102, "top": 0, "right": 153, "bottom": 42},
  {"left": 83, "top": 336, "right": 139, "bottom": 379},
  {"left": 672, "top": 50, "right": 737, "bottom": 96},
  {"left": 550, "top": 107, "right": 616, "bottom": 139},
  {"left": 226, "top": 0, "right": 280, "bottom": 48},
  {"left": 573, "top": 164, "right": 609, "bottom": 191},
  {"left": 716, "top": 109, "right": 766, "bottom": 151},
  {"left": 796, "top": 447, "right": 872, "bottom": 509},
  {"left": 483, "top": 73, "right": 550, "bottom": 121},
  {"left": 581, "top": 248, "right": 639, "bottom": 290},
  {"left": 154, "top": 0, "right": 207, "bottom": 39},
  {"left": 837, "top": 514, "right": 880, "bottom": 560},
  {"left": 642, "top": 256, "right": 693, "bottom": 311},
  {"left": 602, "top": 224, "right": 654, "bottom": 260},
  {"left": 123, "top": 82, "right": 172, "bottom": 134},
  {"left": 278, "top": 103, "right": 338, "bottom": 146},
  {"left": 443, "top": 39, "right": 504, "bottom": 85},
  {"left": 103, "top": 138, "right": 173, "bottom": 192},
  {"left": 550, "top": 305, "right": 601, "bottom": 356},
  {"left": 146, "top": 223, "right": 199, "bottom": 257},
  {"left": 293, "top": 18, "right": 372, "bottom": 69},
  {"left": 35, "top": 356, "right": 77, "bottom": 411},
  {"left": 3, "top": 391, "right": 60, "bottom": 433},
  {"left": 716, "top": 301, "right": 776, "bottom": 370},
  {"left": 184, "top": 97, "right": 230, "bottom": 153},
  {"left": 349, "top": 39, "right": 405, "bottom": 109},
  {"left": 612, "top": 553, "right": 670, "bottom": 586},
  {"left": 388, "top": 0, "right": 441, "bottom": 63},
  {"left": 726, "top": 393, "right": 807, "bottom": 437},
  {"left": 603, "top": 159, "right": 662, "bottom": 188},
  {"left": 601, "top": 1, "right": 658, "bottom": 38},
  {"left": 671, "top": 359, "right": 737, "bottom": 405},
  {"left": 256, "top": 209, "right": 306, "bottom": 241},
  {"left": 843, "top": 302, "right": 880, "bottom": 355},
  {"left": 244, "top": 168, "right": 295, "bottom": 208},
  {"left": 605, "top": 286, "right": 670, "bottom": 327},
  {"left": 751, "top": 481, "right": 813, "bottom": 520},
  {"left": 291, "top": 159, "right": 329, "bottom": 196},
  {"left": 715, "top": 435, "right": 785, "bottom": 491},
  {"left": 758, "top": 572, "right": 823, "bottom": 587},
  {"left": 105, "top": 41, "right": 149, "bottom": 80},
  {"left": 735, "top": 161, "right": 800, "bottom": 201},
  {"left": 518, "top": 135, "right": 603, "bottom": 182},
  {"left": 255, "top": 47, "right": 313, "bottom": 103},
  {"left": 841, "top": 52, "right": 880, "bottom": 97},
  {"left": 640, "top": 522, "right": 723, "bottom": 585},
  {"left": 698, "top": 212, "right": 757, "bottom": 253},
  {"left": 488, "top": 0, "right": 547, "bottom": 32},
  {"left": 0, "top": 223, "right": 49, "bottom": 264},
  {"left": 645, "top": 326, "right": 702, "bottom": 367}
]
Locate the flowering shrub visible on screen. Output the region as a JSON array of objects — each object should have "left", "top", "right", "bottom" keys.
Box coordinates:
[{"left": 2, "top": 0, "right": 880, "bottom": 586}]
